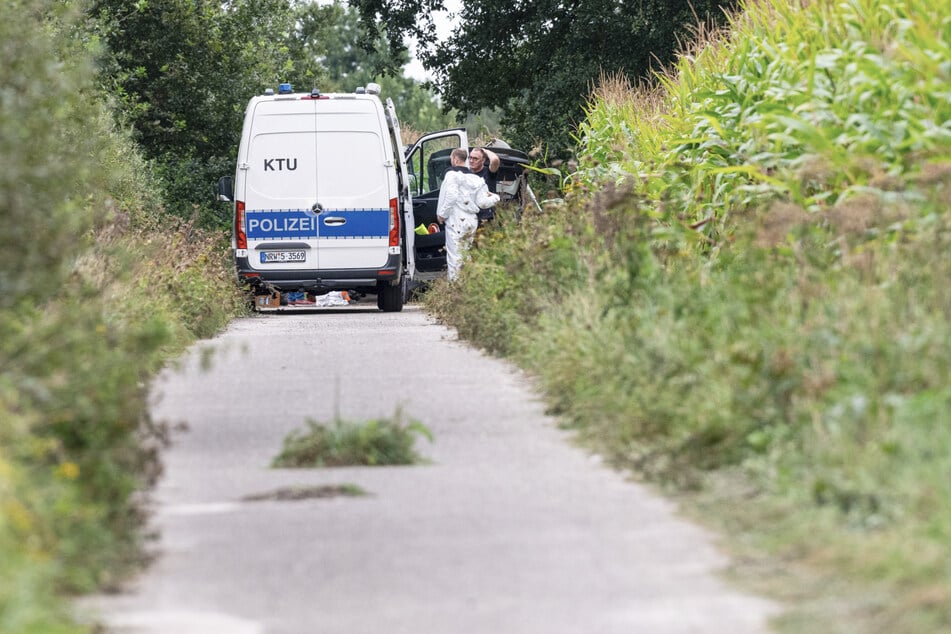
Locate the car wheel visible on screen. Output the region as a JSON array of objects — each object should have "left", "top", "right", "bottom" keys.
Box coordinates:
[{"left": 377, "top": 280, "right": 404, "bottom": 312}]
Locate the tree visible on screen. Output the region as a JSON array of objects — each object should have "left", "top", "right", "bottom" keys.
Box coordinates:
[
  {"left": 90, "top": 0, "right": 322, "bottom": 160},
  {"left": 352, "top": 0, "right": 739, "bottom": 156},
  {"left": 90, "top": 0, "right": 451, "bottom": 224},
  {"left": 89, "top": 0, "right": 328, "bottom": 224},
  {"left": 301, "top": 1, "right": 455, "bottom": 134}
]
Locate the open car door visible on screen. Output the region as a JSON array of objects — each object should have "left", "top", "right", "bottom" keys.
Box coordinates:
[{"left": 404, "top": 128, "right": 469, "bottom": 277}]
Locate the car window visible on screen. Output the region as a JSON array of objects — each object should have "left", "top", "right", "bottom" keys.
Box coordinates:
[{"left": 408, "top": 136, "right": 459, "bottom": 196}]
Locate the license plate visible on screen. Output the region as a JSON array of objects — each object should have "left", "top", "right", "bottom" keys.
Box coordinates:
[{"left": 260, "top": 250, "right": 306, "bottom": 263}]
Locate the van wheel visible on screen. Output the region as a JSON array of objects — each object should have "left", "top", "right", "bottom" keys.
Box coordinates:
[{"left": 377, "top": 280, "right": 404, "bottom": 312}]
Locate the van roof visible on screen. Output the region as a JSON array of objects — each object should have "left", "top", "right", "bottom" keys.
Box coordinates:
[{"left": 259, "top": 82, "right": 384, "bottom": 100}]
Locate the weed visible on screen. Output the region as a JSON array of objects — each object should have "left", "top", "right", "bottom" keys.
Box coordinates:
[{"left": 272, "top": 408, "right": 433, "bottom": 468}]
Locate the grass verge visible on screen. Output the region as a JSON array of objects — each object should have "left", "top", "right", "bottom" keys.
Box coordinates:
[{"left": 425, "top": 0, "right": 951, "bottom": 631}]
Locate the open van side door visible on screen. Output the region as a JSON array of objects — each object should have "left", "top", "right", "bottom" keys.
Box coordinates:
[
  {"left": 384, "top": 98, "right": 415, "bottom": 280},
  {"left": 403, "top": 128, "right": 469, "bottom": 276}
]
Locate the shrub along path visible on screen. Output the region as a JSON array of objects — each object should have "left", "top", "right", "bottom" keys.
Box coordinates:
[{"left": 81, "top": 304, "right": 778, "bottom": 633}]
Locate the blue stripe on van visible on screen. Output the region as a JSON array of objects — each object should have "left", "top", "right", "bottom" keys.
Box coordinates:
[
  {"left": 245, "top": 209, "right": 389, "bottom": 240},
  {"left": 319, "top": 209, "right": 389, "bottom": 239}
]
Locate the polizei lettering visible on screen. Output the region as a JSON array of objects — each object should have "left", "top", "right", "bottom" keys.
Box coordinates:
[
  {"left": 245, "top": 210, "right": 318, "bottom": 239},
  {"left": 247, "top": 216, "right": 314, "bottom": 233},
  {"left": 263, "top": 158, "right": 298, "bottom": 171}
]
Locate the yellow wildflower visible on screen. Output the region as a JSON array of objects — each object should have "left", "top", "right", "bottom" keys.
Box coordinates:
[{"left": 56, "top": 461, "right": 80, "bottom": 480}]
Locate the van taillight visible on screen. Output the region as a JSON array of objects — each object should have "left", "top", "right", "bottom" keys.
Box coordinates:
[
  {"left": 389, "top": 197, "right": 400, "bottom": 247},
  {"left": 235, "top": 200, "right": 247, "bottom": 249}
]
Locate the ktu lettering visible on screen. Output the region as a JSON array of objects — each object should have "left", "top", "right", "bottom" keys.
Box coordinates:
[{"left": 264, "top": 158, "right": 298, "bottom": 171}]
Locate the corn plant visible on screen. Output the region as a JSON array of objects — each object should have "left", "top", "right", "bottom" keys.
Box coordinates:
[{"left": 574, "top": 0, "right": 951, "bottom": 249}]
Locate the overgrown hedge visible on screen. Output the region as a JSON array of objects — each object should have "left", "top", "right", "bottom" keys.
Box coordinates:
[{"left": 0, "top": 2, "right": 244, "bottom": 631}]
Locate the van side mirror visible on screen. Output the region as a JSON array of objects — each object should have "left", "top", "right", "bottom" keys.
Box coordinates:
[{"left": 217, "top": 176, "right": 234, "bottom": 202}]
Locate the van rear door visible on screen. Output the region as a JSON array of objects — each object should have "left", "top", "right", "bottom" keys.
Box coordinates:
[
  {"left": 314, "top": 98, "right": 393, "bottom": 271},
  {"left": 243, "top": 98, "right": 320, "bottom": 271}
]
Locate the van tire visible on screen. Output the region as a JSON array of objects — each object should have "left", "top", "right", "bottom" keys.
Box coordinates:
[{"left": 377, "top": 280, "right": 404, "bottom": 312}]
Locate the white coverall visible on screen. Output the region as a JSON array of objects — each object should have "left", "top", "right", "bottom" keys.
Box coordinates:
[{"left": 436, "top": 169, "right": 500, "bottom": 280}]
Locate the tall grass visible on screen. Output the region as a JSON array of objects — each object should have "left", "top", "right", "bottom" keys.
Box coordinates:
[{"left": 430, "top": 0, "right": 951, "bottom": 631}]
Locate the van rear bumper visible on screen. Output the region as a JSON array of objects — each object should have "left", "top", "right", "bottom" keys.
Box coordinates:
[{"left": 235, "top": 254, "right": 402, "bottom": 291}]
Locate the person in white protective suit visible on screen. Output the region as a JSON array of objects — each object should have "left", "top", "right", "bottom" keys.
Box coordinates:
[{"left": 436, "top": 148, "right": 500, "bottom": 280}]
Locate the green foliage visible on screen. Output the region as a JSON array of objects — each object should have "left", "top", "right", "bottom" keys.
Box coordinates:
[
  {"left": 425, "top": 201, "right": 589, "bottom": 356},
  {"left": 1, "top": 1, "right": 246, "bottom": 629},
  {"left": 273, "top": 408, "right": 433, "bottom": 468},
  {"left": 150, "top": 153, "right": 235, "bottom": 225},
  {"left": 310, "top": 0, "right": 400, "bottom": 88},
  {"left": 89, "top": 0, "right": 453, "bottom": 227},
  {"left": 307, "top": 1, "right": 455, "bottom": 132},
  {"left": 0, "top": 0, "right": 121, "bottom": 310},
  {"left": 573, "top": 0, "right": 951, "bottom": 245},
  {"left": 353, "top": 0, "right": 738, "bottom": 155},
  {"left": 0, "top": 0, "right": 152, "bottom": 628},
  {"left": 432, "top": 0, "right": 951, "bottom": 630},
  {"left": 89, "top": 0, "right": 327, "bottom": 226},
  {"left": 90, "top": 0, "right": 314, "bottom": 160}
]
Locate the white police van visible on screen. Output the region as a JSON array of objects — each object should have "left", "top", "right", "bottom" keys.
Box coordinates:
[{"left": 218, "top": 82, "right": 468, "bottom": 312}]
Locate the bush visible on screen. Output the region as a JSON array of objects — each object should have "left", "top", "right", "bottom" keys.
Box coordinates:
[
  {"left": 424, "top": 201, "right": 590, "bottom": 356},
  {"left": 151, "top": 154, "right": 236, "bottom": 229},
  {"left": 0, "top": 2, "right": 247, "bottom": 629}
]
